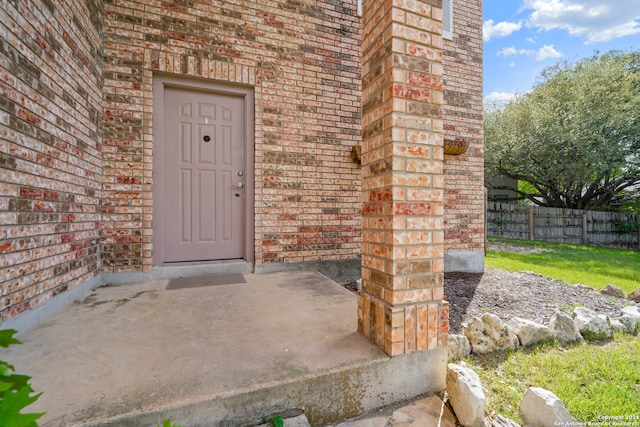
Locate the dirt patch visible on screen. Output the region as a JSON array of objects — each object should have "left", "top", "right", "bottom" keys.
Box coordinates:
[
  {"left": 444, "top": 270, "right": 628, "bottom": 333},
  {"left": 343, "top": 240, "right": 630, "bottom": 334},
  {"left": 486, "top": 240, "right": 549, "bottom": 254}
]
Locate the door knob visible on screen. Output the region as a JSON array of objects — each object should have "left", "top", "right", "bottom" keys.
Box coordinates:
[{"left": 235, "top": 182, "right": 244, "bottom": 189}]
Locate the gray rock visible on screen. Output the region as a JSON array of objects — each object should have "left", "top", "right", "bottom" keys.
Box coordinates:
[
  {"left": 619, "top": 314, "right": 640, "bottom": 335},
  {"left": 627, "top": 290, "right": 640, "bottom": 303},
  {"left": 572, "top": 307, "right": 612, "bottom": 340},
  {"left": 448, "top": 334, "right": 472, "bottom": 360},
  {"left": 520, "top": 387, "right": 576, "bottom": 427},
  {"left": 492, "top": 415, "right": 521, "bottom": 427},
  {"left": 608, "top": 316, "right": 628, "bottom": 333},
  {"left": 447, "top": 363, "right": 486, "bottom": 427},
  {"left": 622, "top": 305, "right": 640, "bottom": 318},
  {"left": 601, "top": 284, "right": 626, "bottom": 299},
  {"left": 508, "top": 317, "right": 553, "bottom": 347},
  {"left": 575, "top": 284, "right": 596, "bottom": 292},
  {"left": 464, "top": 313, "right": 519, "bottom": 354},
  {"left": 549, "top": 309, "right": 583, "bottom": 343}
]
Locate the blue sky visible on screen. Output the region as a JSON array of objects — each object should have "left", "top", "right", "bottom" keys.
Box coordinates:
[{"left": 483, "top": 0, "right": 640, "bottom": 104}]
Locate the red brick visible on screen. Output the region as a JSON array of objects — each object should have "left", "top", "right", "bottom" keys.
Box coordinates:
[
  {"left": 19, "top": 188, "right": 43, "bottom": 200},
  {"left": 443, "top": 0, "right": 485, "bottom": 255}
]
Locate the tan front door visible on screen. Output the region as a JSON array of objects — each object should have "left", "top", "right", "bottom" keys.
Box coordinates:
[{"left": 163, "top": 87, "right": 246, "bottom": 262}]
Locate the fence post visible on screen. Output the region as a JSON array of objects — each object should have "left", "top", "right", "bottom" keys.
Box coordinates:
[
  {"left": 528, "top": 205, "right": 534, "bottom": 240},
  {"left": 582, "top": 213, "right": 588, "bottom": 246}
]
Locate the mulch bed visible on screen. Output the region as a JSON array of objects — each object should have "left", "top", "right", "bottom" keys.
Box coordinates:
[
  {"left": 444, "top": 269, "right": 629, "bottom": 333},
  {"left": 342, "top": 267, "right": 630, "bottom": 334}
]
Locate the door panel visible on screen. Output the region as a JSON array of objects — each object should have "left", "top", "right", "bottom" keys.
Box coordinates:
[{"left": 164, "top": 87, "right": 246, "bottom": 262}]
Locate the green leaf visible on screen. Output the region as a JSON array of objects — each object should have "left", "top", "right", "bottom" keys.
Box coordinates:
[
  {"left": 263, "top": 416, "right": 284, "bottom": 427},
  {"left": 0, "top": 361, "right": 16, "bottom": 376},
  {"left": 157, "top": 418, "right": 183, "bottom": 427},
  {"left": 0, "top": 330, "right": 21, "bottom": 349},
  {"left": 0, "top": 375, "right": 32, "bottom": 393},
  {"left": 0, "top": 380, "right": 13, "bottom": 393},
  {"left": 0, "top": 412, "right": 42, "bottom": 427},
  {"left": 0, "top": 387, "right": 44, "bottom": 427}
]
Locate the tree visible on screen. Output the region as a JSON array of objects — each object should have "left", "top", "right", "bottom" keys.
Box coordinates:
[{"left": 485, "top": 50, "right": 640, "bottom": 211}]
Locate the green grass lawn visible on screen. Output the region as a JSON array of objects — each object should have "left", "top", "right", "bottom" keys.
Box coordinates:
[
  {"left": 471, "top": 334, "right": 640, "bottom": 423},
  {"left": 465, "top": 238, "right": 640, "bottom": 423},
  {"left": 485, "top": 237, "right": 640, "bottom": 293}
]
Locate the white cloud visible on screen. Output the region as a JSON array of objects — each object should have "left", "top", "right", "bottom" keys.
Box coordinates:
[
  {"left": 535, "top": 44, "right": 563, "bottom": 60},
  {"left": 498, "top": 47, "right": 535, "bottom": 57},
  {"left": 483, "top": 19, "right": 523, "bottom": 41},
  {"left": 484, "top": 91, "right": 517, "bottom": 105},
  {"left": 497, "top": 44, "right": 563, "bottom": 61},
  {"left": 523, "top": 0, "right": 640, "bottom": 44}
]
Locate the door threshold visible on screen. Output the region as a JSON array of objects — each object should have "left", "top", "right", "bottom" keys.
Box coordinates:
[{"left": 152, "top": 260, "right": 254, "bottom": 280}]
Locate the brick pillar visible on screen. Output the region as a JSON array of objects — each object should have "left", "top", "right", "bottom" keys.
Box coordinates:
[{"left": 358, "top": 0, "right": 448, "bottom": 356}]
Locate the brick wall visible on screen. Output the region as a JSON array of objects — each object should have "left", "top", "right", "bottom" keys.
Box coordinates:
[
  {"left": 0, "top": 0, "right": 104, "bottom": 320},
  {"left": 442, "top": 0, "right": 484, "bottom": 256},
  {"left": 101, "top": 0, "right": 363, "bottom": 271},
  {"left": 1, "top": 0, "right": 483, "bottom": 322}
]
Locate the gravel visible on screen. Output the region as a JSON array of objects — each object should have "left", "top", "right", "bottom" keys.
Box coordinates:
[{"left": 444, "top": 269, "right": 629, "bottom": 333}]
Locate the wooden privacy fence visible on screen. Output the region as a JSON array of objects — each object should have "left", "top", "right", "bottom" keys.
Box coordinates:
[{"left": 487, "top": 202, "right": 640, "bottom": 250}]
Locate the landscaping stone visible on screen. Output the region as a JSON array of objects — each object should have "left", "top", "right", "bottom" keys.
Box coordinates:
[
  {"left": 572, "top": 307, "right": 612, "bottom": 340},
  {"left": 575, "top": 284, "right": 596, "bottom": 292},
  {"left": 447, "top": 363, "right": 486, "bottom": 427},
  {"left": 448, "top": 334, "right": 471, "bottom": 360},
  {"left": 601, "top": 284, "right": 626, "bottom": 299},
  {"left": 622, "top": 305, "right": 640, "bottom": 318},
  {"left": 608, "top": 316, "right": 628, "bottom": 333},
  {"left": 464, "top": 313, "right": 519, "bottom": 354},
  {"left": 391, "top": 395, "right": 456, "bottom": 427},
  {"left": 492, "top": 415, "right": 521, "bottom": 427},
  {"left": 549, "top": 309, "right": 583, "bottom": 343},
  {"left": 520, "top": 387, "right": 576, "bottom": 427},
  {"left": 507, "top": 317, "right": 553, "bottom": 347},
  {"left": 627, "top": 290, "right": 640, "bottom": 303},
  {"left": 619, "top": 314, "right": 640, "bottom": 335}
]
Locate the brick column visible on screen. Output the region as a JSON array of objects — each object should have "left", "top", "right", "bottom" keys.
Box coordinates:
[{"left": 358, "top": 0, "right": 448, "bottom": 356}]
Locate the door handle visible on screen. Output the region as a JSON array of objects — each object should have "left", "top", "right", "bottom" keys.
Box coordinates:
[{"left": 234, "top": 182, "right": 245, "bottom": 189}]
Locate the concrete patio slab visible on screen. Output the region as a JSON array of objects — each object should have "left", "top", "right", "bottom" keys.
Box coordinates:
[{"left": 4, "top": 270, "right": 446, "bottom": 426}]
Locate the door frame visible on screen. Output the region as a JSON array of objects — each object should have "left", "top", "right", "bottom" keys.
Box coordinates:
[{"left": 152, "top": 74, "right": 255, "bottom": 265}]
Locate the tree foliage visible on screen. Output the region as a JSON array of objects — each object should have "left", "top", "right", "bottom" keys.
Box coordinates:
[{"left": 485, "top": 50, "right": 640, "bottom": 211}]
